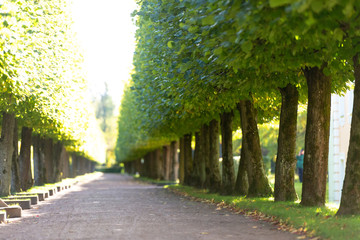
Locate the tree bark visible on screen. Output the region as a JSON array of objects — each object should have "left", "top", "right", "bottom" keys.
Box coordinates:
[
  {"left": 154, "top": 148, "right": 163, "bottom": 179},
  {"left": 79, "top": 157, "right": 85, "bottom": 175},
  {"left": 208, "top": 119, "right": 221, "bottom": 192},
  {"left": 162, "top": 145, "right": 171, "bottom": 180},
  {"left": 33, "top": 135, "right": 45, "bottom": 185},
  {"left": 179, "top": 137, "right": 185, "bottom": 184},
  {"left": 192, "top": 131, "right": 206, "bottom": 188},
  {"left": 61, "top": 148, "right": 70, "bottom": 179},
  {"left": 124, "top": 162, "right": 132, "bottom": 174},
  {"left": 236, "top": 100, "right": 272, "bottom": 197},
  {"left": 183, "top": 133, "right": 193, "bottom": 185},
  {"left": 148, "top": 151, "right": 155, "bottom": 178},
  {"left": 220, "top": 111, "right": 235, "bottom": 195},
  {"left": 170, "top": 141, "right": 179, "bottom": 181},
  {"left": 301, "top": 66, "right": 331, "bottom": 206},
  {"left": 0, "top": 112, "right": 15, "bottom": 196},
  {"left": 19, "top": 127, "right": 33, "bottom": 191},
  {"left": 11, "top": 119, "right": 20, "bottom": 193},
  {"left": 44, "top": 138, "right": 54, "bottom": 183},
  {"left": 53, "top": 141, "right": 63, "bottom": 182},
  {"left": 143, "top": 152, "right": 151, "bottom": 178},
  {"left": 235, "top": 101, "right": 249, "bottom": 195},
  {"left": 274, "top": 84, "right": 299, "bottom": 201},
  {"left": 337, "top": 54, "right": 360, "bottom": 215},
  {"left": 134, "top": 159, "right": 142, "bottom": 175},
  {"left": 70, "top": 153, "right": 78, "bottom": 178},
  {"left": 201, "top": 124, "right": 211, "bottom": 188}
]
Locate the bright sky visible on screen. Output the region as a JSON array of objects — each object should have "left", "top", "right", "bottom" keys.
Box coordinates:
[{"left": 71, "top": 0, "right": 137, "bottom": 107}]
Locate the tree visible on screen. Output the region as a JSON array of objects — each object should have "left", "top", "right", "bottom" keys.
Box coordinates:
[
  {"left": 0, "top": 113, "right": 15, "bottom": 196},
  {"left": 0, "top": 0, "right": 105, "bottom": 191},
  {"left": 274, "top": 84, "right": 299, "bottom": 201}
]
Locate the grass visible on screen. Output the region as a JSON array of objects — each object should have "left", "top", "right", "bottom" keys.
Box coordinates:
[
  {"left": 133, "top": 175, "right": 178, "bottom": 185},
  {"left": 267, "top": 174, "right": 328, "bottom": 202},
  {"left": 168, "top": 185, "right": 360, "bottom": 240},
  {"left": 3, "top": 198, "right": 31, "bottom": 201}
]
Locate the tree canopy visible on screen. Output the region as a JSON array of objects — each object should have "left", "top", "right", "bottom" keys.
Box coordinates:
[{"left": 0, "top": 0, "right": 105, "bottom": 161}]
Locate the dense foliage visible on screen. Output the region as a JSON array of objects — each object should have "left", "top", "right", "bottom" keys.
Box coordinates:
[
  {"left": 0, "top": 0, "right": 104, "bottom": 160},
  {"left": 117, "top": 0, "right": 360, "bottom": 214}
]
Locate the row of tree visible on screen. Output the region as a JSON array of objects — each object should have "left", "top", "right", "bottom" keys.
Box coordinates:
[
  {"left": 116, "top": 0, "right": 360, "bottom": 215},
  {"left": 0, "top": 0, "right": 103, "bottom": 196}
]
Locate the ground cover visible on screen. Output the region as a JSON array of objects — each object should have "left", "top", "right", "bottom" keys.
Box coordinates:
[
  {"left": 133, "top": 175, "right": 177, "bottom": 186},
  {"left": 168, "top": 185, "right": 360, "bottom": 240}
]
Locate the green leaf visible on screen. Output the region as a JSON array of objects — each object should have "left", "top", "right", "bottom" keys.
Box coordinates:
[
  {"left": 310, "top": 0, "right": 325, "bottom": 13},
  {"left": 333, "top": 28, "right": 343, "bottom": 42},
  {"left": 179, "top": 23, "right": 187, "bottom": 28},
  {"left": 323, "top": 67, "right": 331, "bottom": 76},
  {"left": 269, "top": 0, "right": 296, "bottom": 8},
  {"left": 241, "top": 41, "right": 253, "bottom": 54},
  {"left": 201, "top": 15, "right": 215, "bottom": 26},
  {"left": 167, "top": 41, "right": 174, "bottom": 48},
  {"left": 214, "top": 47, "right": 223, "bottom": 55}
]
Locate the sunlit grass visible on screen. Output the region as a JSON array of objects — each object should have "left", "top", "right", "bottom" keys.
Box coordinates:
[
  {"left": 267, "top": 174, "right": 329, "bottom": 203},
  {"left": 134, "top": 176, "right": 177, "bottom": 186},
  {"left": 169, "top": 185, "right": 360, "bottom": 240}
]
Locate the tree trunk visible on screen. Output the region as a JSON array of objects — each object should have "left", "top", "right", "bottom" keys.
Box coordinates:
[
  {"left": 179, "top": 137, "right": 185, "bottom": 184},
  {"left": 0, "top": 112, "right": 15, "bottom": 196},
  {"left": 70, "top": 153, "right": 78, "bottom": 178},
  {"left": 19, "top": 127, "right": 33, "bottom": 191},
  {"left": 208, "top": 119, "right": 221, "bottom": 192},
  {"left": 33, "top": 135, "right": 45, "bottom": 185},
  {"left": 11, "top": 119, "right": 20, "bottom": 193},
  {"left": 53, "top": 141, "right": 63, "bottom": 182},
  {"left": 301, "top": 66, "right": 331, "bottom": 206},
  {"left": 220, "top": 111, "right": 235, "bottom": 195},
  {"left": 148, "top": 151, "right": 155, "bottom": 178},
  {"left": 170, "top": 141, "right": 179, "bottom": 181},
  {"left": 143, "top": 152, "right": 151, "bottom": 178},
  {"left": 274, "top": 84, "right": 299, "bottom": 201},
  {"left": 201, "top": 124, "right": 211, "bottom": 188},
  {"left": 237, "top": 100, "right": 272, "bottom": 197},
  {"left": 79, "top": 157, "right": 85, "bottom": 175},
  {"left": 154, "top": 148, "right": 163, "bottom": 179},
  {"left": 183, "top": 133, "right": 193, "bottom": 185},
  {"left": 61, "top": 148, "right": 70, "bottom": 179},
  {"left": 44, "top": 138, "right": 54, "bottom": 183},
  {"left": 124, "top": 162, "right": 132, "bottom": 174},
  {"left": 192, "top": 131, "right": 206, "bottom": 188},
  {"left": 162, "top": 145, "right": 171, "bottom": 180},
  {"left": 235, "top": 101, "right": 249, "bottom": 195},
  {"left": 134, "top": 159, "right": 142, "bottom": 175},
  {"left": 337, "top": 54, "right": 360, "bottom": 215}
]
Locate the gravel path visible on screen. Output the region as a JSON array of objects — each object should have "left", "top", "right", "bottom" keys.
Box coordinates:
[{"left": 0, "top": 173, "right": 301, "bottom": 240}]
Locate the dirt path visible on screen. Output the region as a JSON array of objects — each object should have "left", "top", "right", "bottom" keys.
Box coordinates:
[{"left": 0, "top": 173, "right": 301, "bottom": 240}]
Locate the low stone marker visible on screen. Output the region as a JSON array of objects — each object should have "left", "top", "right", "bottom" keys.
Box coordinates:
[
  {"left": 0, "top": 199, "right": 22, "bottom": 218},
  {"left": 4, "top": 199, "right": 31, "bottom": 210},
  {"left": 0, "top": 210, "right": 6, "bottom": 223},
  {"left": 7, "top": 195, "right": 38, "bottom": 205},
  {"left": 16, "top": 192, "right": 46, "bottom": 201},
  {"left": 0, "top": 206, "right": 22, "bottom": 218},
  {"left": 48, "top": 187, "right": 58, "bottom": 196}
]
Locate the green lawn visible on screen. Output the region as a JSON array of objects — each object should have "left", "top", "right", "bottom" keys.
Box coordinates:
[
  {"left": 168, "top": 184, "right": 360, "bottom": 240},
  {"left": 267, "top": 174, "right": 328, "bottom": 202}
]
